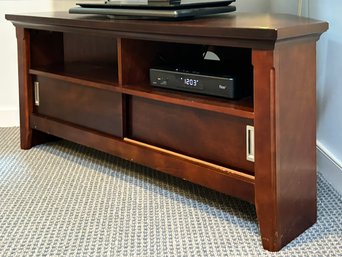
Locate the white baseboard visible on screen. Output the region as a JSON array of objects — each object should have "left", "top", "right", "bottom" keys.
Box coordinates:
[
  {"left": 0, "top": 109, "right": 19, "bottom": 127},
  {"left": 317, "top": 141, "right": 342, "bottom": 195}
]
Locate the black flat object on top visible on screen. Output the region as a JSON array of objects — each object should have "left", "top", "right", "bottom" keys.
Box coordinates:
[
  {"left": 69, "top": 0, "right": 236, "bottom": 19},
  {"left": 76, "top": 0, "right": 235, "bottom": 9}
]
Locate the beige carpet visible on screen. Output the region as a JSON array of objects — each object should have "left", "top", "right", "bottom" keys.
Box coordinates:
[{"left": 0, "top": 127, "right": 341, "bottom": 256}]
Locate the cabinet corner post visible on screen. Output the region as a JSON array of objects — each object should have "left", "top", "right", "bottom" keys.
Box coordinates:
[{"left": 16, "top": 27, "right": 33, "bottom": 149}]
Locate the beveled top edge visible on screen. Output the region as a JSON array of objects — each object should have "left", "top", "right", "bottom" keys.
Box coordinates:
[{"left": 5, "top": 11, "right": 328, "bottom": 45}]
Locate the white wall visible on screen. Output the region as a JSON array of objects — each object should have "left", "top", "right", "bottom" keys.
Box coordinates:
[
  {"left": 270, "top": 0, "right": 309, "bottom": 16},
  {"left": 309, "top": 0, "right": 342, "bottom": 193},
  {"left": 52, "top": 0, "right": 102, "bottom": 11},
  {"left": 271, "top": 0, "right": 342, "bottom": 193},
  {"left": 235, "top": 0, "right": 270, "bottom": 12},
  {"left": 0, "top": 0, "right": 52, "bottom": 127}
]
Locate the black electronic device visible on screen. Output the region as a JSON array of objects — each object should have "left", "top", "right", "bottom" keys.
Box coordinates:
[
  {"left": 75, "top": 0, "right": 235, "bottom": 9},
  {"left": 69, "top": 0, "right": 236, "bottom": 19},
  {"left": 150, "top": 63, "right": 249, "bottom": 99}
]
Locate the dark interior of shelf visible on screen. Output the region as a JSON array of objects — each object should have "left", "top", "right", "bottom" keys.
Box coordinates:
[
  {"left": 30, "top": 29, "right": 118, "bottom": 84},
  {"left": 120, "top": 38, "right": 254, "bottom": 108},
  {"left": 121, "top": 39, "right": 252, "bottom": 79},
  {"left": 29, "top": 30, "right": 254, "bottom": 115}
]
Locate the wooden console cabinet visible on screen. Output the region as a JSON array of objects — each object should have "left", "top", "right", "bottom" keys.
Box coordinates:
[{"left": 6, "top": 12, "right": 328, "bottom": 251}]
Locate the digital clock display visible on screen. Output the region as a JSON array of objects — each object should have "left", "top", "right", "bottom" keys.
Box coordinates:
[{"left": 182, "top": 78, "right": 200, "bottom": 87}]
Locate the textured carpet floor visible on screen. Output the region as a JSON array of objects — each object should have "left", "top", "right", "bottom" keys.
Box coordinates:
[{"left": 0, "top": 127, "right": 341, "bottom": 256}]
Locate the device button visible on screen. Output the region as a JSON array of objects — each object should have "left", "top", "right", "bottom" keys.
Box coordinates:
[
  {"left": 218, "top": 84, "right": 228, "bottom": 90},
  {"left": 160, "top": 80, "right": 168, "bottom": 86}
]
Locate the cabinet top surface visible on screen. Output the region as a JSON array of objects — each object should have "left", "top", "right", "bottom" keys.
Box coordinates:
[{"left": 6, "top": 11, "right": 328, "bottom": 48}]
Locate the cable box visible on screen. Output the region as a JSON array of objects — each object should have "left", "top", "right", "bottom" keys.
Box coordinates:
[{"left": 150, "top": 65, "right": 244, "bottom": 99}]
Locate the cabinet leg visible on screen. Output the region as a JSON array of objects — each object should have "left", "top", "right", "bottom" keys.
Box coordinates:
[
  {"left": 256, "top": 193, "right": 317, "bottom": 251},
  {"left": 19, "top": 126, "right": 33, "bottom": 149},
  {"left": 253, "top": 44, "right": 317, "bottom": 251},
  {"left": 16, "top": 27, "right": 56, "bottom": 149},
  {"left": 20, "top": 126, "right": 57, "bottom": 150}
]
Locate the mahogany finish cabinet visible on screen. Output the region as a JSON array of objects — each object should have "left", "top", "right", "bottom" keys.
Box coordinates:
[{"left": 6, "top": 12, "right": 328, "bottom": 251}]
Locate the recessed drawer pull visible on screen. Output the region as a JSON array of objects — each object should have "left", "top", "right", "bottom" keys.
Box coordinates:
[
  {"left": 34, "top": 81, "right": 40, "bottom": 106},
  {"left": 246, "top": 125, "right": 255, "bottom": 162}
]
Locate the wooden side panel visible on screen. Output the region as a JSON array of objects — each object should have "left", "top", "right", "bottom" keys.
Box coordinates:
[
  {"left": 16, "top": 27, "right": 54, "bottom": 149},
  {"left": 274, "top": 41, "right": 317, "bottom": 248},
  {"left": 34, "top": 76, "right": 123, "bottom": 137},
  {"left": 127, "top": 96, "right": 254, "bottom": 174},
  {"left": 16, "top": 27, "right": 33, "bottom": 149},
  {"left": 253, "top": 50, "right": 277, "bottom": 250},
  {"left": 253, "top": 41, "right": 317, "bottom": 251}
]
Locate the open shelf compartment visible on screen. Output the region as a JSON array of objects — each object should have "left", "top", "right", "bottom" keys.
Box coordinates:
[
  {"left": 30, "top": 29, "right": 118, "bottom": 85},
  {"left": 119, "top": 38, "right": 254, "bottom": 116}
]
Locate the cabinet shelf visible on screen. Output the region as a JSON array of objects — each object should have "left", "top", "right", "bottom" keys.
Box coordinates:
[
  {"left": 29, "top": 67, "right": 254, "bottom": 119},
  {"left": 30, "top": 62, "right": 117, "bottom": 86},
  {"left": 121, "top": 84, "right": 254, "bottom": 119}
]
